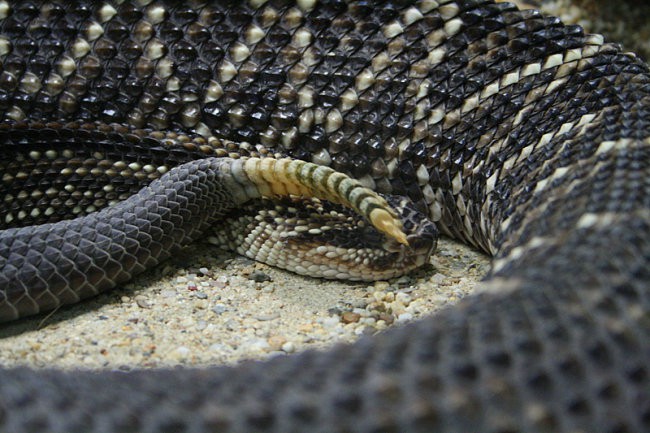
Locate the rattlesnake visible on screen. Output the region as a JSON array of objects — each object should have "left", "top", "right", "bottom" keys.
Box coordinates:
[{"left": 0, "top": 1, "right": 648, "bottom": 432}]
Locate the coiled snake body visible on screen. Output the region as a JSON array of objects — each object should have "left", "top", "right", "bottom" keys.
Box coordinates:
[{"left": 0, "top": 1, "right": 649, "bottom": 432}]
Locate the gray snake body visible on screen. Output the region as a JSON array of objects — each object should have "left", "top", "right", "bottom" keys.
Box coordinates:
[{"left": 0, "top": 0, "right": 649, "bottom": 432}]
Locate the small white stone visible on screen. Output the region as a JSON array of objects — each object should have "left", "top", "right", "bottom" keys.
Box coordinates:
[
  {"left": 209, "top": 343, "right": 229, "bottom": 352},
  {"left": 173, "top": 346, "right": 191, "bottom": 358},
  {"left": 396, "top": 292, "right": 412, "bottom": 306},
  {"left": 247, "top": 338, "right": 271, "bottom": 352},
  {"left": 281, "top": 342, "right": 296, "bottom": 353},
  {"left": 321, "top": 316, "right": 340, "bottom": 329},
  {"left": 212, "top": 303, "right": 227, "bottom": 314},
  {"left": 396, "top": 313, "right": 413, "bottom": 323}
]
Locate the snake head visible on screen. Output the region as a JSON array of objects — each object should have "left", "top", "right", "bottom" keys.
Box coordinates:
[
  {"left": 380, "top": 194, "right": 438, "bottom": 265},
  {"left": 209, "top": 195, "right": 438, "bottom": 281}
]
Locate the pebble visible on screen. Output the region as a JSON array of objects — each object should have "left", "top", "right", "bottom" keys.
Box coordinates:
[
  {"left": 254, "top": 313, "right": 280, "bottom": 321},
  {"left": 400, "top": 285, "right": 416, "bottom": 294},
  {"left": 430, "top": 273, "right": 447, "bottom": 284},
  {"left": 341, "top": 311, "right": 361, "bottom": 323},
  {"left": 396, "top": 313, "right": 413, "bottom": 323},
  {"left": 351, "top": 307, "right": 367, "bottom": 316},
  {"left": 395, "top": 292, "right": 412, "bottom": 306},
  {"left": 247, "top": 338, "right": 271, "bottom": 352},
  {"left": 374, "top": 281, "right": 390, "bottom": 291},
  {"left": 327, "top": 307, "right": 342, "bottom": 316},
  {"left": 430, "top": 294, "right": 449, "bottom": 304},
  {"left": 249, "top": 271, "right": 272, "bottom": 282},
  {"left": 224, "top": 319, "right": 239, "bottom": 331},
  {"left": 0, "top": 235, "right": 487, "bottom": 371},
  {"left": 281, "top": 342, "right": 296, "bottom": 353},
  {"left": 349, "top": 298, "right": 368, "bottom": 309},
  {"left": 135, "top": 295, "right": 151, "bottom": 309},
  {"left": 267, "top": 335, "right": 287, "bottom": 351},
  {"left": 209, "top": 343, "right": 229, "bottom": 352},
  {"left": 214, "top": 276, "right": 229, "bottom": 288},
  {"left": 354, "top": 326, "right": 374, "bottom": 336},
  {"left": 395, "top": 276, "right": 412, "bottom": 285},
  {"left": 212, "top": 303, "right": 227, "bottom": 314},
  {"left": 199, "top": 267, "right": 210, "bottom": 275},
  {"left": 321, "top": 316, "right": 340, "bottom": 329},
  {"left": 173, "top": 346, "right": 191, "bottom": 359}
]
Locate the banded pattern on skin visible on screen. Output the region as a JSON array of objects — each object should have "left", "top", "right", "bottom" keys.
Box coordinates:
[
  {"left": 0, "top": 1, "right": 649, "bottom": 433},
  {"left": 0, "top": 121, "right": 263, "bottom": 227}
]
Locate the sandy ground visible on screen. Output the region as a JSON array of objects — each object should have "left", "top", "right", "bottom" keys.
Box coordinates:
[{"left": 0, "top": 238, "right": 488, "bottom": 370}]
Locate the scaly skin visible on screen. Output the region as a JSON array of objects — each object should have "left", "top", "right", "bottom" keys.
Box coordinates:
[{"left": 0, "top": 1, "right": 649, "bottom": 432}]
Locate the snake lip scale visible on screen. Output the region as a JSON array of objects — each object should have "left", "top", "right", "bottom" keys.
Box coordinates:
[{"left": 0, "top": 0, "right": 649, "bottom": 432}]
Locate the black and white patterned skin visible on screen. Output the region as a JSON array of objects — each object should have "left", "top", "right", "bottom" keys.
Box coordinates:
[{"left": 0, "top": 1, "right": 649, "bottom": 432}]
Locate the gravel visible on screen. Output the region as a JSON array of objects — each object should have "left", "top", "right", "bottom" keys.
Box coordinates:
[{"left": 0, "top": 238, "right": 488, "bottom": 370}]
